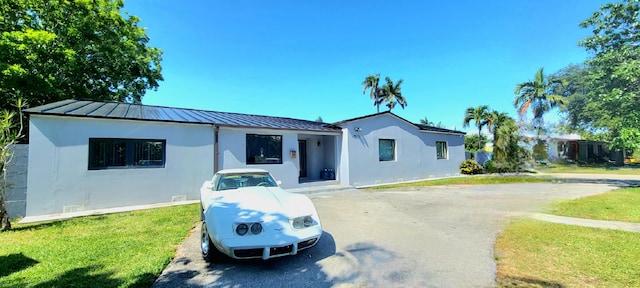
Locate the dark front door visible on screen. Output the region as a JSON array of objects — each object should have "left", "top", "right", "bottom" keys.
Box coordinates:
[{"left": 298, "top": 140, "right": 307, "bottom": 178}]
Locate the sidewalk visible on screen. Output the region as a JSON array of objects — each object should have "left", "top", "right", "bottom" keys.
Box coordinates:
[{"left": 527, "top": 213, "right": 640, "bottom": 233}]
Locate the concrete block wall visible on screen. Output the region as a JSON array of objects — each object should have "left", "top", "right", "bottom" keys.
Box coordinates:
[{"left": 5, "top": 144, "right": 28, "bottom": 218}]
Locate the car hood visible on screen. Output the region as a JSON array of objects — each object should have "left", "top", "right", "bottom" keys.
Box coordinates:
[{"left": 212, "top": 187, "right": 313, "bottom": 221}]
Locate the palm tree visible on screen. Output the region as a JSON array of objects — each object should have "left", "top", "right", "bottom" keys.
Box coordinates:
[
  {"left": 362, "top": 74, "right": 382, "bottom": 112},
  {"left": 419, "top": 117, "right": 434, "bottom": 126},
  {"left": 486, "top": 110, "right": 512, "bottom": 162},
  {"left": 463, "top": 105, "right": 490, "bottom": 151},
  {"left": 514, "top": 68, "right": 565, "bottom": 135},
  {"left": 378, "top": 77, "right": 407, "bottom": 111}
]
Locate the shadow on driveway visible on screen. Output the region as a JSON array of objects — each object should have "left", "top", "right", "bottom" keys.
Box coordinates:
[{"left": 153, "top": 231, "right": 339, "bottom": 288}]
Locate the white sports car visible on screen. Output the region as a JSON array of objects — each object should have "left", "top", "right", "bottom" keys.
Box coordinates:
[{"left": 199, "top": 168, "right": 323, "bottom": 261}]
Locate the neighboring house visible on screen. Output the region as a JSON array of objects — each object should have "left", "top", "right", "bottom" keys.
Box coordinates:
[
  {"left": 547, "top": 135, "right": 611, "bottom": 163},
  {"left": 21, "top": 99, "right": 465, "bottom": 218}
]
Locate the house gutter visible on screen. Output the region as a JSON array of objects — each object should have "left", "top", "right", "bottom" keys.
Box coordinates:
[{"left": 214, "top": 125, "right": 219, "bottom": 173}]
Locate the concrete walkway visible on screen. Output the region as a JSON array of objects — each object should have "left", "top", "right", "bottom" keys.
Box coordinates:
[{"left": 526, "top": 213, "right": 640, "bottom": 233}]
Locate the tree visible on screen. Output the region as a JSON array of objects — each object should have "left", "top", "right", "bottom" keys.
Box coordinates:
[
  {"left": 0, "top": 0, "right": 163, "bottom": 113},
  {"left": 0, "top": 99, "right": 25, "bottom": 231},
  {"left": 315, "top": 116, "right": 324, "bottom": 122},
  {"left": 420, "top": 117, "right": 434, "bottom": 126},
  {"left": 513, "top": 68, "right": 565, "bottom": 137},
  {"left": 378, "top": 77, "right": 407, "bottom": 111},
  {"left": 419, "top": 117, "right": 446, "bottom": 128},
  {"left": 492, "top": 116, "right": 529, "bottom": 172},
  {"left": 464, "top": 134, "right": 488, "bottom": 153},
  {"left": 462, "top": 105, "right": 490, "bottom": 150},
  {"left": 362, "top": 74, "right": 382, "bottom": 113},
  {"left": 485, "top": 110, "right": 512, "bottom": 161},
  {"left": 572, "top": 0, "right": 640, "bottom": 152}
]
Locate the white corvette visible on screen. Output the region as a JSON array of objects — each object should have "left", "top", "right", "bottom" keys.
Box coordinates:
[{"left": 199, "top": 168, "right": 323, "bottom": 261}]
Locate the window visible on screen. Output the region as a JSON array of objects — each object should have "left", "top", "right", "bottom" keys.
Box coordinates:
[
  {"left": 246, "top": 134, "right": 282, "bottom": 164},
  {"left": 89, "top": 138, "right": 166, "bottom": 170},
  {"left": 436, "top": 141, "right": 448, "bottom": 159},
  {"left": 379, "top": 139, "right": 395, "bottom": 161}
]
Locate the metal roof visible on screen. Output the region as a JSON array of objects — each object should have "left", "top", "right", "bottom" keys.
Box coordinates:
[
  {"left": 334, "top": 111, "right": 466, "bottom": 135},
  {"left": 25, "top": 99, "right": 341, "bottom": 133}
]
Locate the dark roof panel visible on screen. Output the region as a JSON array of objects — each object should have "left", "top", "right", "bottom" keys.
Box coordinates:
[
  {"left": 415, "top": 124, "right": 465, "bottom": 135},
  {"left": 25, "top": 99, "right": 340, "bottom": 133},
  {"left": 334, "top": 111, "right": 465, "bottom": 135}
]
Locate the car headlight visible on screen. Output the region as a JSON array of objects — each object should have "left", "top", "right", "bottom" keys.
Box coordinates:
[
  {"left": 236, "top": 223, "right": 248, "bottom": 235},
  {"left": 250, "top": 223, "right": 262, "bottom": 235},
  {"left": 292, "top": 216, "right": 314, "bottom": 229}
]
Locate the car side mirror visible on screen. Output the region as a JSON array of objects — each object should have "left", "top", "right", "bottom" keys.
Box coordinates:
[
  {"left": 276, "top": 180, "right": 282, "bottom": 186},
  {"left": 206, "top": 182, "right": 214, "bottom": 190}
]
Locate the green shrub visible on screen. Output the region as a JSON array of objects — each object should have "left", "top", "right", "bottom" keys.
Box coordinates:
[
  {"left": 483, "top": 159, "right": 497, "bottom": 173},
  {"left": 460, "top": 159, "right": 484, "bottom": 175}
]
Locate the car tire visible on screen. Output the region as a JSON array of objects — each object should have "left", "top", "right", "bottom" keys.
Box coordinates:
[
  {"left": 199, "top": 204, "right": 204, "bottom": 221},
  {"left": 201, "top": 221, "right": 220, "bottom": 262}
]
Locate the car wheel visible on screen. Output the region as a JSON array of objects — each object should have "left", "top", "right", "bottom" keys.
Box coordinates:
[
  {"left": 201, "top": 221, "right": 219, "bottom": 262},
  {"left": 199, "top": 204, "right": 204, "bottom": 221}
]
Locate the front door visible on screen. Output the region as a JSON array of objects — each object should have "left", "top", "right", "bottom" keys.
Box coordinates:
[{"left": 298, "top": 140, "right": 307, "bottom": 178}]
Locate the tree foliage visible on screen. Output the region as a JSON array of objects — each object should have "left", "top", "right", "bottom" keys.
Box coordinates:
[
  {"left": 361, "top": 74, "right": 406, "bottom": 112},
  {"left": 462, "top": 105, "right": 490, "bottom": 150},
  {"left": 361, "top": 74, "right": 382, "bottom": 113},
  {"left": 513, "top": 68, "right": 566, "bottom": 136},
  {"left": 556, "top": 0, "right": 640, "bottom": 151},
  {"left": 491, "top": 116, "right": 529, "bottom": 172},
  {"left": 0, "top": 0, "right": 163, "bottom": 112},
  {"left": 0, "top": 99, "right": 25, "bottom": 231},
  {"left": 419, "top": 116, "right": 446, "bottom": 128},
  {"left": 464, "top": 134, "right": 488, "bottom": 153},
  {"left": 378, "top": 76, "right": 407, "bottom": 111}
]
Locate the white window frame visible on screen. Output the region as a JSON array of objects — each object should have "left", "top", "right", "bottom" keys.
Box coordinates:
[
  {"left": 379, "top": 139, "right": 396, "bottom": 161},
  {"left": 436, "top": 141, "right": 448, "bottom": 160}
]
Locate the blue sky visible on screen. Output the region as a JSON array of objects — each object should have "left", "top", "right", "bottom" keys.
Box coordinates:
[{"left": 124, "top": 0, "right": 608, "bottom": 133}]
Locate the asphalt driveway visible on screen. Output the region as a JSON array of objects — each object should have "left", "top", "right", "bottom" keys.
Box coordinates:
[{"left": 153, "top": 180, "right": 631, "bottom": 288}]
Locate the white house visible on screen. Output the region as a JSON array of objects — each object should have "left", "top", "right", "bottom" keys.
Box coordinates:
[{"left": 21, "top": 99, "right": 465, "bottom": 217}]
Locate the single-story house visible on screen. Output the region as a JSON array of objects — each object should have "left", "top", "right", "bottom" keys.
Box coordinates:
[
  {"left": 22, "top": 99, "right": 465, "bottom": 217},
  {"left": 547, "top": 135, "right": 611, "bottom": 163}
]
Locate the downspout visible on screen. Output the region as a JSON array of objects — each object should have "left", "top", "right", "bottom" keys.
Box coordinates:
[{"left": 214, "top": 125, "right": 219, "bottom": 173}]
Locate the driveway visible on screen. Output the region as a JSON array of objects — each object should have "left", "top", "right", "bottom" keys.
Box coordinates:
[{"left": 153, "top": 179, "right": 633, "bottom": 288}]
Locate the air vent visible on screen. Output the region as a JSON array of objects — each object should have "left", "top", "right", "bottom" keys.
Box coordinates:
[{"left": 63, "top": 205, "right": 85, "bottom": 213}]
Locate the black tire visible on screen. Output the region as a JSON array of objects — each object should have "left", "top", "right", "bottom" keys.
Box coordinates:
[
  {"left": 201, "top": 221, "right": 220, "bottom": 262},
  {"left": 199, "top": 204, "right": 204, "bottom": 221}
]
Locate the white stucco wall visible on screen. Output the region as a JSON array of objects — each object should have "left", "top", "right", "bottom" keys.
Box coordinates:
[
  {"left": 26, "top": 115, "right": 214, "bottom": 216},
  {"left": 217, "top": 127, "right": 301, "bottom": 188},
  {"left": 342, "top": 114, "right": 465, "bottom": 187}
]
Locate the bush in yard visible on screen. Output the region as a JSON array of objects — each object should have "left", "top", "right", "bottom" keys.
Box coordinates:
[
  {"left": 483, "top": 159, "right": 497, "bottom": 173},
  {"left": 460, "top": 159, "right": 484, "bottom": 175}
]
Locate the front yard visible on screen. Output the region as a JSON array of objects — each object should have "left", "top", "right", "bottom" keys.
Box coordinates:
[
  {"left": 0, "top": 204, "right": 199, "bottom": 288},
  {"left": 496, "top": 187, "right": 640, "bottom": 287}
]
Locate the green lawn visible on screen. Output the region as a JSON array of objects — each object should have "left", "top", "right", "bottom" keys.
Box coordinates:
[
  {"left": 549, "top": 187, "right": 640, "bottom": 223},
  {"left": 0, "top": 204, "right": 199, "bottom": 288},
  {"left": 496, "top": 219, "right": 640, "bottom": 287},
  {"left": 370, "top": 175, "right": 553, "bottom": 189},
  {"left": 497, "top": 187, "right": 640, "bottom": 287},
  {"left": 538, "top": 163, "right": 640, "bottom": 175}
]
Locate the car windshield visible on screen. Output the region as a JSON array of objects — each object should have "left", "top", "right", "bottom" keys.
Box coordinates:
[{"left": 217, "top": 172, "right": 278, "bottom": 191}]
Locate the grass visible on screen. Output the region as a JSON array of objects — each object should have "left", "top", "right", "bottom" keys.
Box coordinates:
[
  {"left": 0, "top": 204, "right": 199, "bottom": 288},
  {"left": 370, "top": 175, "right": 554, "bottom": 189},
  {"left": 497, "top": 187, "right": 640, "bottom": 287},
  {"left": 495, "top": 219, "right": 640, "bottom": 288},
  {"left": 538, "top": 163, "right": 640, "bottom": 175},
  {"left": 548, "top": 187, "right": 640, "bottom": 223}
]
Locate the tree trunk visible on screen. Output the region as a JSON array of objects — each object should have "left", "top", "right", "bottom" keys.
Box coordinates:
[
  {"left": 477, "top": 127, "right": 482, "bottom": 151},
  {"left": 0, "top": 203, "right": 11, "bottom": 231}
]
